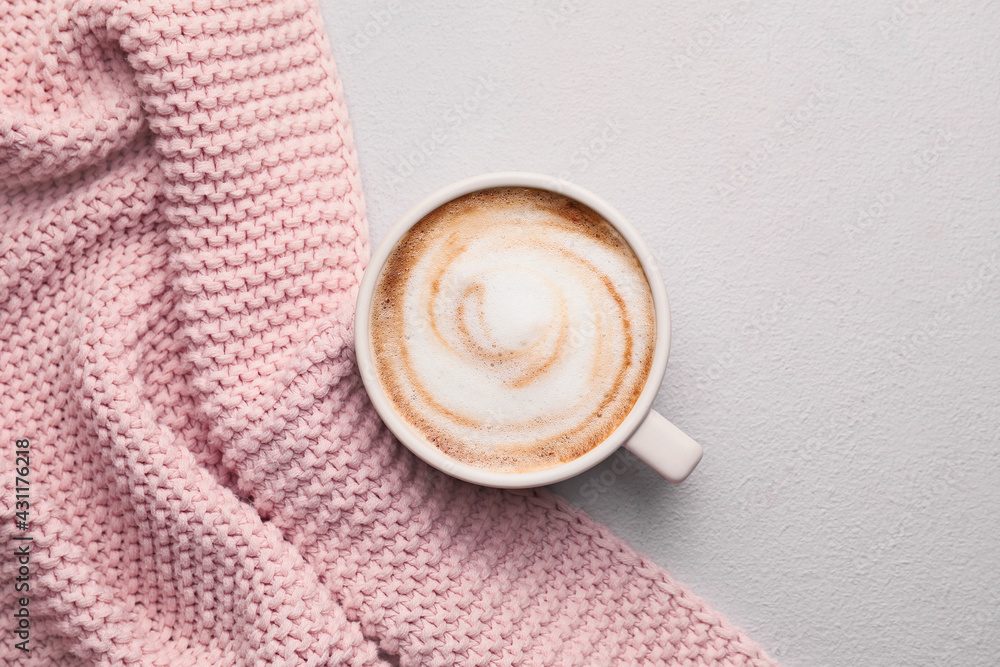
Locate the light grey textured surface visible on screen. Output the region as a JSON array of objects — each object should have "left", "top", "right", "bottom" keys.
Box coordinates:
[{"left": 317, "top": 2, "right": 1000, "bottom": 665}]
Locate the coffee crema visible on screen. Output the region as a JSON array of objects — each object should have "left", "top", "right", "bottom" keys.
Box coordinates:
[{"left": 370, "top": 187, "right": 655, "bottom": 473}]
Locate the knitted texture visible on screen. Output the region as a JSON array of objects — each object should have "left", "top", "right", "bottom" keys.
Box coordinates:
[{"left": 0, "top": 0, "right": 780, "bottom": 665}]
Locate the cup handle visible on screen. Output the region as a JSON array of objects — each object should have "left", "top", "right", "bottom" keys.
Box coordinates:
[{"left": 624, "top": 410, "right": 703, "bottom": 483}]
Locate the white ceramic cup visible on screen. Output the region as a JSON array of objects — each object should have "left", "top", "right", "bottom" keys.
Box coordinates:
[{"left": 354, "top": 172, "right": 702, "bottom": 488}]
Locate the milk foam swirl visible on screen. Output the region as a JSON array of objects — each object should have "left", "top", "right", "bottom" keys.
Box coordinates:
[{"left": 371, "top": 187, "right": 655, "bottom": 473}]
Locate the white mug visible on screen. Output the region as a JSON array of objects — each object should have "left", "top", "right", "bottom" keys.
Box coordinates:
[{"left": 354, "top": 172, "right": 702, "bottom": 488}]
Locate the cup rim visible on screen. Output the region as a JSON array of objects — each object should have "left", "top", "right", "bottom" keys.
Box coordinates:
[{"left": 354, "top": 172, "right": 670, "bottom": 488}]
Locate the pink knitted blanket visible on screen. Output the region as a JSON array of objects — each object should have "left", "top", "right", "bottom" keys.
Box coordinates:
[{"left": 1, "top": 1, "right": 779, "bottom": 664}]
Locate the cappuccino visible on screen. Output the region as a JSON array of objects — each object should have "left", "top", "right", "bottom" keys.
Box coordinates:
[{"left": 370, "top": 187, "right": 655, "bottom": 473}]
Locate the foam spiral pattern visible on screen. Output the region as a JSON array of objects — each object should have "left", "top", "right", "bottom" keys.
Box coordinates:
[{"left": 372, "top": 187, "right": 656, "bottom": 472}]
